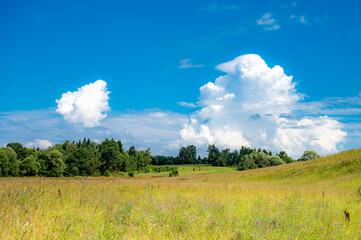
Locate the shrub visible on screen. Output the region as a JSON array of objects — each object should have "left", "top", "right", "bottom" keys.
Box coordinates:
[
  {"left": 104, "top": 170, "right": 110, "bottom": 177},
  {"left": 169, "top": 169, "right": 179, "bottom": 177}
]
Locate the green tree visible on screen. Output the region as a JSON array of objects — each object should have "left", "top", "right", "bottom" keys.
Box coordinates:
[
  {"left": 72, "top": 147, "right": 91, "bottom": 175},
  {"left": 98, "top": 139, "right": 121, "bottom": 174},
  {"left": 207, "top": 145, "right": 219, "bottom": 166},
  {"left": 188, "top": 145, "right": 196, "bottom": 162},
  {"left": 7, "top": 142, "right": 27, "bottom": 161},
  {"left": 117, "top": 140, "right": 124, "bottom": 153},
  {"left": 237, "top": 155, "right": 257, "bottom": 170},
  {"left": 215, "top": 148, "right": 232, "bottom": 166},
  {"left": 128, "top": 146, "right": 136, "bottom": 157},
  {"left": 0, "top": 147, "right": 20, "bottom": 176},
  {"left": 267, "top": 155, "right": 285, "bottom": 166},
  {"left": 45, "top": 149, "right": 66, "bottom": 177},
  {"left": 277, "top": 151, "right": 294, "bottom": 163},
  {"left": 135, "top": 149, "right": 151, "bottom": 170},
  {"left": 251, "top": 151, "right": 269, "bottom": 168},
  {"left": 179, "top": 146, "right": 196, "bottom": 164},
  {"left": 300, "top": 150, "right": 320, "bottom": 161},
  {"left": 64, "top": 153, "right": 79, "bottom": 176},
  {"left": 20, "top": 155, "right": 40, "bottom": 176}
]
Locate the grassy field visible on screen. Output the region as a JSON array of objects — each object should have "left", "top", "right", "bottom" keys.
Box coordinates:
[
  {"left": 135, "top": 165, "right": 237, "bottom": 178},
  {"left": 1, "top": 150, "right": 361, "bottom": 239}
]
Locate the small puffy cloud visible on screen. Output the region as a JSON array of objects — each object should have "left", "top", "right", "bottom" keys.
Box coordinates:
[
  {"left": 177, "top": 102, "right": 197, "bottom": 108},
  {"left": 25, "top": 139, "right": 52, "bottom": 149},
  {"left": 56, "top": 80, "right": 110, "bottom": 127},
  {"left": 257, "top": 13, "right": 280, "bottom": 30},
  {"left": 179, "top": 54, "right": 347, "bottom": 157},
  {"left": 179, "top": 59, "right": 204, "bottom": 69}
]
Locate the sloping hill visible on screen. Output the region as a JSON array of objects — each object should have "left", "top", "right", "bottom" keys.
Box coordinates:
[{"left": 233, "top": 149, "right": 361, "bottom": 186}]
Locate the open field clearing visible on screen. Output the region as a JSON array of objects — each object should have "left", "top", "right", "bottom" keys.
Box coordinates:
[{"left": 1, "top": 150, "right": 361, "bottom": 239}]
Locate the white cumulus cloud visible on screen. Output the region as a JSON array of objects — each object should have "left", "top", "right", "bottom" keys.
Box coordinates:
[
  {"left": 179, "top": 54, "right": 347, "bottom": 157},
  {"left": 25, "top": 139, "right": 52, "bottom": 149},
  {"left": 56, "top": 80, "right": 110, "bottom": 127}
]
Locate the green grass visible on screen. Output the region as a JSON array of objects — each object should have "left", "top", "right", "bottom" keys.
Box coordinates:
[
  {"left": 135, "top": 165, "right": 236, "bottom": 178},
  {"left": 1, "top": 149, "right": 361, "bottom": 239}
]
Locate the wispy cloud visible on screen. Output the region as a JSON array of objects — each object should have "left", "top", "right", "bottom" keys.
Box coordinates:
[
  {"left": 295, "top": 95, "right": 361, "bottom": 116},
  {"left": 291, "top": 14, "right": 307, "bottom": 24},
  {"left": 257, "top": 13, "right": 280, "bottom": 30},
  {"left": 177, "top": 102, "right": 198, "bottom": 108},
  {"left": 300, "top": 15, "right": 307, "bottom": 23},
  {"left": 201, "top": 4, "right": 242, "bottom": 12},
  {"left": 178, "top": 59, "right": 204, "bottom": 69}
]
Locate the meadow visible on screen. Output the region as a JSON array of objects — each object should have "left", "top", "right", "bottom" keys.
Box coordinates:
[{"left": 1, "top": 149, "right": 361, "bottom": 239}]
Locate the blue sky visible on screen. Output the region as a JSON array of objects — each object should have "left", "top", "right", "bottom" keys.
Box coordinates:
[{"left": 1, "top": 0, "right": 361, "bottom": 157}]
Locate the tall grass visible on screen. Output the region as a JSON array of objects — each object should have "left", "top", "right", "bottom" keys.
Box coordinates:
[{"left": 1, "top": 149, "right": 361, "bottom": 239}]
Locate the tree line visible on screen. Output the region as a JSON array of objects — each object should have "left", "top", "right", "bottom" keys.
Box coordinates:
[
  {"left": 0, "top": 139, "right": 151, "bottom": 177},
  {"left": 152, "top": 145, "right": 319, "bottom": 170},
  {"left": 0, "top": 139, "right": 319, "bottom": 177}
]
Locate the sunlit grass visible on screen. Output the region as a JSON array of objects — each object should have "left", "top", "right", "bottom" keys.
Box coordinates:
[
  {"left": 135, "top": 165, "right": 236, "bottom": 178},
  {"left": 1, "top": 149, "right": 361, "bottom": 239}
]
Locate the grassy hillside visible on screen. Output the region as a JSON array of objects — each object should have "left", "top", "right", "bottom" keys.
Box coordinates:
[
  {"left": 237, "top": 148, "right": 361, "bottom": 183},
  {"left": 0, "top": 149, "right": 360, "bottom": 239}
]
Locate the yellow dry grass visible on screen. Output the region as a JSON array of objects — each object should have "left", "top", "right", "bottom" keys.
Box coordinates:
[{"left": 1, "top": 149, "right": 361, "bottom": 239}]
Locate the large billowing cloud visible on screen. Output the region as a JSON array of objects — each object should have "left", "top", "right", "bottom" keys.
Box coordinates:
[
  {"left": 56, "top": 80, "right": 110, "bottom": 127},
  {"left": 180, "top": 54, "right": 347, "bottom": 157}
]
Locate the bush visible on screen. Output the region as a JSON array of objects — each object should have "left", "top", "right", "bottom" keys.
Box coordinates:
[
  {"left": 299, "top": 150, "right": 320, "bottom": 161},
  {"left": 169, "top": 169, "right": 179, "bottom": 177},
  {"left": 128, "top": 171, "right": 134, "bottom": 177},
  {"left": 267, "top": 155, "right": 285, "bottom": 166}
]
